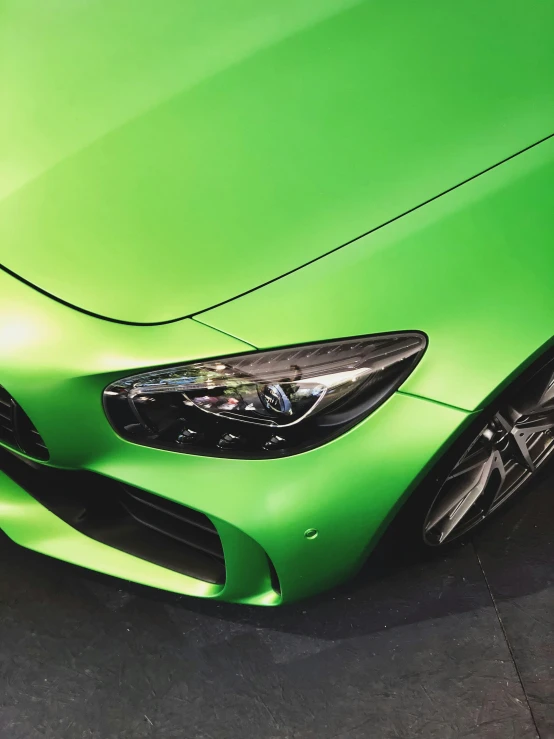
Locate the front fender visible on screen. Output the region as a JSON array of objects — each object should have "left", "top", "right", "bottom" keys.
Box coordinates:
[{"left": 196, "top": 134, "right": 554, "bottom": 412}]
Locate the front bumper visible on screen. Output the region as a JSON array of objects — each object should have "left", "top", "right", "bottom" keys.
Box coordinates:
[{"left": 0, "top": 270, "right": 470, "bottom": 604}]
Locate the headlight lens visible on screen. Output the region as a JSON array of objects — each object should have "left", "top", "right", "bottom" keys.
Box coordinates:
[{"left": 104, "top": 332, "right": 426, "bottom": 457}]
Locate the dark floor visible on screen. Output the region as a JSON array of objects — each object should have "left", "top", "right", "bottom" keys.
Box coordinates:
[{"left": 1, "top": 473, "right": 554, "bottom": 739}]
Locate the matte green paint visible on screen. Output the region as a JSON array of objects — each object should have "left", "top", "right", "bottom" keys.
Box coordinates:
[
  {"left": 0, "top": 266, "right": 469, "bottom": 603},
  {"left": 199, "top": 135, "right": 554, "bottom": 413},
  {"left": 0, "top": 1, "right": 553, "bottom": 603},
  {"left": 1, "top": 0, "right": 553, "bottom": 322}
]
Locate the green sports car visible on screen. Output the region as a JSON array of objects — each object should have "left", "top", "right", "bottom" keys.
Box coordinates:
[{"left": 1, "top": 1, "right": 553, "bottom": 605}]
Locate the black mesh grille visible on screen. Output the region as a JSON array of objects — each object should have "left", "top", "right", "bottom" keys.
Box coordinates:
[{"left": 0, "top": 386, "right": 49, "bottom": 461}]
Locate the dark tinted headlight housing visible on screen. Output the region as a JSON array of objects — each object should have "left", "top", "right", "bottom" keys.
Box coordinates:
[{"left": 104, "top": 333, "right": 426, "bottom": 458}]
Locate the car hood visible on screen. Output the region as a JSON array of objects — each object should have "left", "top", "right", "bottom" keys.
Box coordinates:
[{"left": 1, "top": 0, "right": 553, "bottom": 324}]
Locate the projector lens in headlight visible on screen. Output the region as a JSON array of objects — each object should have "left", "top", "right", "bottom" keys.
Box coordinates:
[{"left": 104, "top": 333, "right": 427, "bottom": 457}]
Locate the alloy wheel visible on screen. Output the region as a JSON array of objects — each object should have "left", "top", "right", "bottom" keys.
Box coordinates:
[{"left": 423, "top": 362, "right": 554, "bottom": 546}]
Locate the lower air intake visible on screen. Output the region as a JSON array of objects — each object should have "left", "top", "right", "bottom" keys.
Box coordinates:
[
  {"left": 0, "top": 446, "right": 225, "bottom": 584},
  {"left": 0, "top": 386, "right": 49, "bottom": 461}
]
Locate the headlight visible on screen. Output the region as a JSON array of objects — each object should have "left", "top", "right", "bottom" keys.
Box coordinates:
[{"left": 104, "top": 332, "right": 426, "bottom": 457}]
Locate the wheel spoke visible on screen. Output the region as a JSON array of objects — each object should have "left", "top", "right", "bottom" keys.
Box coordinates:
[
  {"left": 425, "top": 452, "right": 498, "bottom": 543},
  {"left": 508, "top": 428, "right": 536, "bottom": 472},
  {"left": 487, "top": 448, "right": 508, "bottom": 507},
  {"left": 446, "top": 446, "right": 490, "bottom": 479},
  {"left": 514, "top": 408, "right": 554, "bottom": 434},
  {"left": 492, "top": 410, "right": 536, "bottom": 473}
]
